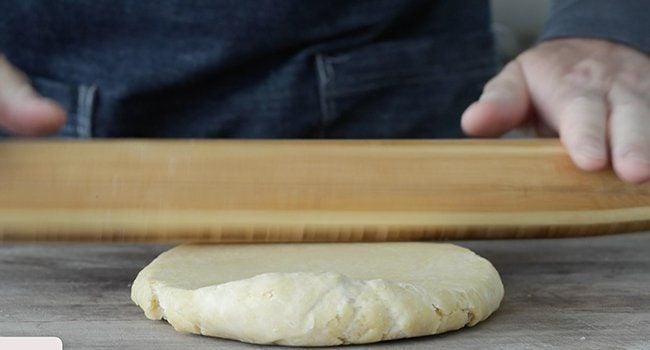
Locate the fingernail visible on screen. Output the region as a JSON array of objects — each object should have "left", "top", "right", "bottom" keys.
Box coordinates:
[
  {"left": 576, "top": 144, "right": 606, "bottom": 161},
  {"left": 9, "top": 85, "right": 37, "bottom": 101},
  {"left": 479, "top": 92, "right": 503, "bottom": 102},
  {"left": 621, "top": 150, "right": 650, "bottom": 164}
]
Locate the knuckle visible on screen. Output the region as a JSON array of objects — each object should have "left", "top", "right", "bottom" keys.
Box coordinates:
[
  {"left": 564, "top": 59, "right": 612, "bottom": 92},
  {"left": 610, "top": 82, "right": 650, "bottom": 111},
  {"left": 562, "top": 124, "right": 602, "bottom": 143},
  {"left": 560, "top": 117, "right": 591, "bottom": 138},
  {"left": 616, "top": 71, "right": 650, "bottom": 97},
  {"left": 568, "top": 95, "right": 600, "bottom": 108},
  {"left": 483, "top": 76, "right": 517, "bottom": 94},
  {"left": 557, "top": 92, "right": 606, "bottom": 121},
  {"left": 483, "top": 62, "right": 522, "bottom": 92},
  {"left": 617, "top": 70, "right": 647, "bottom": 86},
  {"left": 558, "top": 106, "right": 605, "bottom": 140}
]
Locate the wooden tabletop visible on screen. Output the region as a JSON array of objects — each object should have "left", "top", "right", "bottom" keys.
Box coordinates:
[{"left": 1, "top": 233, "right": 649, "bottom": 349}]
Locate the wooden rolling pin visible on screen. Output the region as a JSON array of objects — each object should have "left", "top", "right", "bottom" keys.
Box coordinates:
[{"left": 0, "top": 139, "right": 648, "bottom": 242}]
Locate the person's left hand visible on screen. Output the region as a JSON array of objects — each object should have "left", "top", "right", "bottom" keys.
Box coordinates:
[{"left": 461, "top": 38, "right": 650, "bottom": 183}]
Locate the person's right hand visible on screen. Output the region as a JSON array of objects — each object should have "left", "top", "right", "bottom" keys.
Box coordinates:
[{"left": 0, "top": 54, "right": 66, "bottom": 135}]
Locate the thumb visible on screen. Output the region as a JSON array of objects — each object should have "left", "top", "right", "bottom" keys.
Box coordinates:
[
  {"left": 0, "top": 55, "right": 66, "bottom": 136},
  {"left": 461, "top": 60, "right": 532, "bottom": 137}
]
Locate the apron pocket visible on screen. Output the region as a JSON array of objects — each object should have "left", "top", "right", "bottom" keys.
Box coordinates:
[{"left": 315, "top": 32, "right": 497, "bottom": 138}]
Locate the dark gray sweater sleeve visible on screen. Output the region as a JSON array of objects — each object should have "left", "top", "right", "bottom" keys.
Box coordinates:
[{"left": 539, "top": 0, "right": 650, "bottom": 54}]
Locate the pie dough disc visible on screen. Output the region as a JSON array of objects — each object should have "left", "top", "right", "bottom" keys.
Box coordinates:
[{"left": 132, "top": 243, "right": 503, "bottom": 346}]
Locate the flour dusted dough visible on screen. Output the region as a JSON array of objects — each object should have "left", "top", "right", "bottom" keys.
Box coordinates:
[{"left": 132, "top": 243, "right": 503, "bottom": 346}]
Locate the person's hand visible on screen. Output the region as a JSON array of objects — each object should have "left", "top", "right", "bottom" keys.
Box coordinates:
[
  {"left": 461, "top": 38, "right": 650, "bottom": 183},
  {"left": 0, "top": 54, "right": 66, "bottom": 135}
]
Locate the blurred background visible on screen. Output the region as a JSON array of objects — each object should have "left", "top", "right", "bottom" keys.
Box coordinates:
[
  {"left": 491, "top": 0, "right": 550, "bottom": 61},
  {"left": 490, "top": 0, "right": 551, "bottom": 138}
]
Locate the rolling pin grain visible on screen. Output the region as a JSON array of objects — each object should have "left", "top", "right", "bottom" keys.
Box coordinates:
[{"left": 0, "top": 139, "right": 648, "bottom": 242}]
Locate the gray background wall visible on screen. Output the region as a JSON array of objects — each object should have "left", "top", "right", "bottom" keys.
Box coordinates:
[{"left": 491, "top": 0, "right": 551, "bottom": 59}]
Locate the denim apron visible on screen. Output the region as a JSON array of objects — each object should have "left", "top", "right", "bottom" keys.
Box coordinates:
[{"left": 0, "top": 0, "right": 497, "bottom": 138}]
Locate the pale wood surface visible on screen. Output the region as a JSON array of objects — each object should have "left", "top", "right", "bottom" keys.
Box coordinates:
[
  {"left": 1, "top": 233, "right": 648, "bottom": 349},
  {"left": 1, "top": 139, "right": 649, "bottom": 242}
]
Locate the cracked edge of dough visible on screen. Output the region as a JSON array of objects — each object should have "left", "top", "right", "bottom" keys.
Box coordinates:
[{"left": 131, "top": 262, "right": 503, "bottom": 346}]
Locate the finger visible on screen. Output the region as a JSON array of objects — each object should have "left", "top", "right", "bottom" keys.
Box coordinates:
[
  {"left": 555, "top": 91, "right": 609, "bottom": 172},
  {"left": 609, "top": 82, "right": 650, "bottom": 183},
  {"left": 461, "top": 60, "right": 531, "bottom": 137},
  {"left": 0, "top": 55, "right": 66, "bottom": 136}
]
